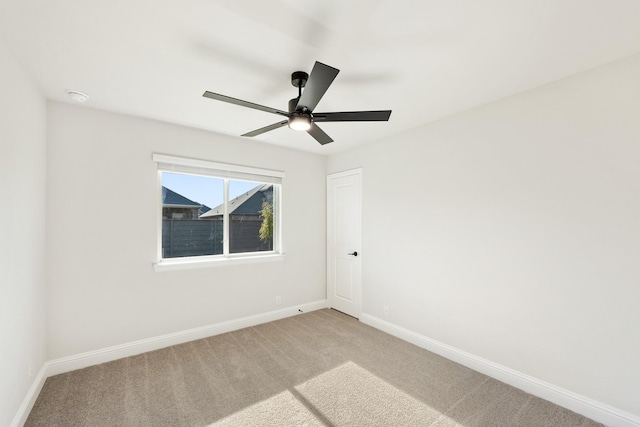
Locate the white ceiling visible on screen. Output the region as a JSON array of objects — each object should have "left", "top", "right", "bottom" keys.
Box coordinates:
[{"left": 2, "top": 0, "right": 640, "bottom": 155}]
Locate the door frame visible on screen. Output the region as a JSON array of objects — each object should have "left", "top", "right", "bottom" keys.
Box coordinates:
[{"left": 326, "top": 168, "right": 363, "bottom": 318}]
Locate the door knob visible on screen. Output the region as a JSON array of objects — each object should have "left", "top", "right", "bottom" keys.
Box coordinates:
[{"left": 348, "top": 251, "right": 358, "bottom": 256}]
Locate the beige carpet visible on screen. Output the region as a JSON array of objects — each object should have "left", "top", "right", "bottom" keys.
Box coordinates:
[{"left": 26, "top": 309, "right": 602, "bottom": 426}]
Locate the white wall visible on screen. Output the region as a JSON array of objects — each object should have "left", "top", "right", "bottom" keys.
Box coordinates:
[
  {"left": 0, "top": 37, "right": 47, "bottom": 426},
  {"left": 328, "top": 53, "right": 640, "bottom": 417},
  {"left": 45, "top": 103, "right": 326, "bottom": 359}
]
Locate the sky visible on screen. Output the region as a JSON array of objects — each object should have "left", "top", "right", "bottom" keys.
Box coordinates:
[{"left": 162, "top": 172, "right": 260, "bottom": 208}]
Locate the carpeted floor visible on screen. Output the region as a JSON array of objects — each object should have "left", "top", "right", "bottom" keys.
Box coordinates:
[{"left": 26, "top": 309, "right": 602, "bottom": 426}]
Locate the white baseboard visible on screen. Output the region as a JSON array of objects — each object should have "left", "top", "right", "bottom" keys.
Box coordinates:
[
  {"left": 9, "top": 300, "right": 323, "bottom": 425},
  {"left": 360, "top": 313, "right": 640, "bottom": 427},
  {"left": 9, "top": 364, "right": 48, "bottom": 427},
  {"left": 22, "top": 303, "right": 634, "bottom": 427},
  {"left": 46, "top": 300, "right": 327, "bottom": 377},
  {"left": 11, "top": 300, "right": 327, "bottom": 426}
]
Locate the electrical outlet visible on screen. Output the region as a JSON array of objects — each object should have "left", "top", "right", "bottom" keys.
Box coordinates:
[
  {"left": 383, "top": 306, "right": 390, "bottom": 318},
  {"left": 275, "top": 296, "right": 281, "bottom": 306}
]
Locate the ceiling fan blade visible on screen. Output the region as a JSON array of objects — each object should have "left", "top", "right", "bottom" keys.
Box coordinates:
[
  {"left": 313, "top": 110, "right": 392, "bottom": 122},
  {"left": 203, "top": 91, "right": 289, "bottom": 117},
  {"left": 296, "top": 62, "right": 339, "bottom": 112},
  {"left": 307, "top": 122, "right": 333, "bottom": 145},
  {"left": 242, "top": 120, "right": 288, "bottom": 137}
]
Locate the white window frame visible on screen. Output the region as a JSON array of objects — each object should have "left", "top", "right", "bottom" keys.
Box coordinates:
[{"left": 152, "top": 153, "right": 285, "bottom": 272}]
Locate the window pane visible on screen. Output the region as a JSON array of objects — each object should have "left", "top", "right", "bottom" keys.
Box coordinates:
[
  {"left": 161, "top": 173, "right": 224, "bottom": 258},
  {"left": 229, "top": 180, "right": 274, "bottom": 254}
]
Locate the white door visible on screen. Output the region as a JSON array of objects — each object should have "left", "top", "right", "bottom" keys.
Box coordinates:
[{"left": 327, "top": 169, "right": 362, "bottom": 318}]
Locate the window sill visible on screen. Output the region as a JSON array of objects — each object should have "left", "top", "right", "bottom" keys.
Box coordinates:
[{"left": 153, "top": 253, "right": 285, "bottom": 272}]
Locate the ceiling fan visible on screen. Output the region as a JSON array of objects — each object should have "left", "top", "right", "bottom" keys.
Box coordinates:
[{"left": 202, "top": 61, "right": 392, "bottom": 145}]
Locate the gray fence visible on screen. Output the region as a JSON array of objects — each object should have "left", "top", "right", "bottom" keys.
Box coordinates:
[{"left": 162, "top": 219, "right": 271, "bottom": 258}]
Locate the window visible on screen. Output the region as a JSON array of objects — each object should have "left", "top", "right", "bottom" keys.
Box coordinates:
[{"left": 153, "top": 154, "right": 284, "bottom": 270}]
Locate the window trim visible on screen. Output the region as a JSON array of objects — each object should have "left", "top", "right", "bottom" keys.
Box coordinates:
[
  {"left": 153, "top": 153, "right": 285, "bottom": 183},
  {"left": 152, "top": 153, "right": 285, "bottom": 271}
]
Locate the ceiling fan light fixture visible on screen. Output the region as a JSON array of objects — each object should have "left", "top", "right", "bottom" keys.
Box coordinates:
[{"left": 288, "top": 115, "right": 311, "bottom": 131}]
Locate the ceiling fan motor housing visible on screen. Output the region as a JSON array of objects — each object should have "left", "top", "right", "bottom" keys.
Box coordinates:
[
  {"left": 288, "top": 97, "right": 311, "bottom": 114},
  {"left": 288, "top": 97, "right": 312, "bottom": 130}
]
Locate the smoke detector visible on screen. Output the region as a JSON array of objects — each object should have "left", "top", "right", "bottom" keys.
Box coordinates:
[{"left": 66, "top": 90, "right": 89, "bottom": 103}]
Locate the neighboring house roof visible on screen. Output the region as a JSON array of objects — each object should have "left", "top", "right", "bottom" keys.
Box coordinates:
[
  {"left": 162, "top": 186, "right": 210, "bottom": 212},
  {"left": 200, "top": 184, "right": 271, "bottom": 218}
]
